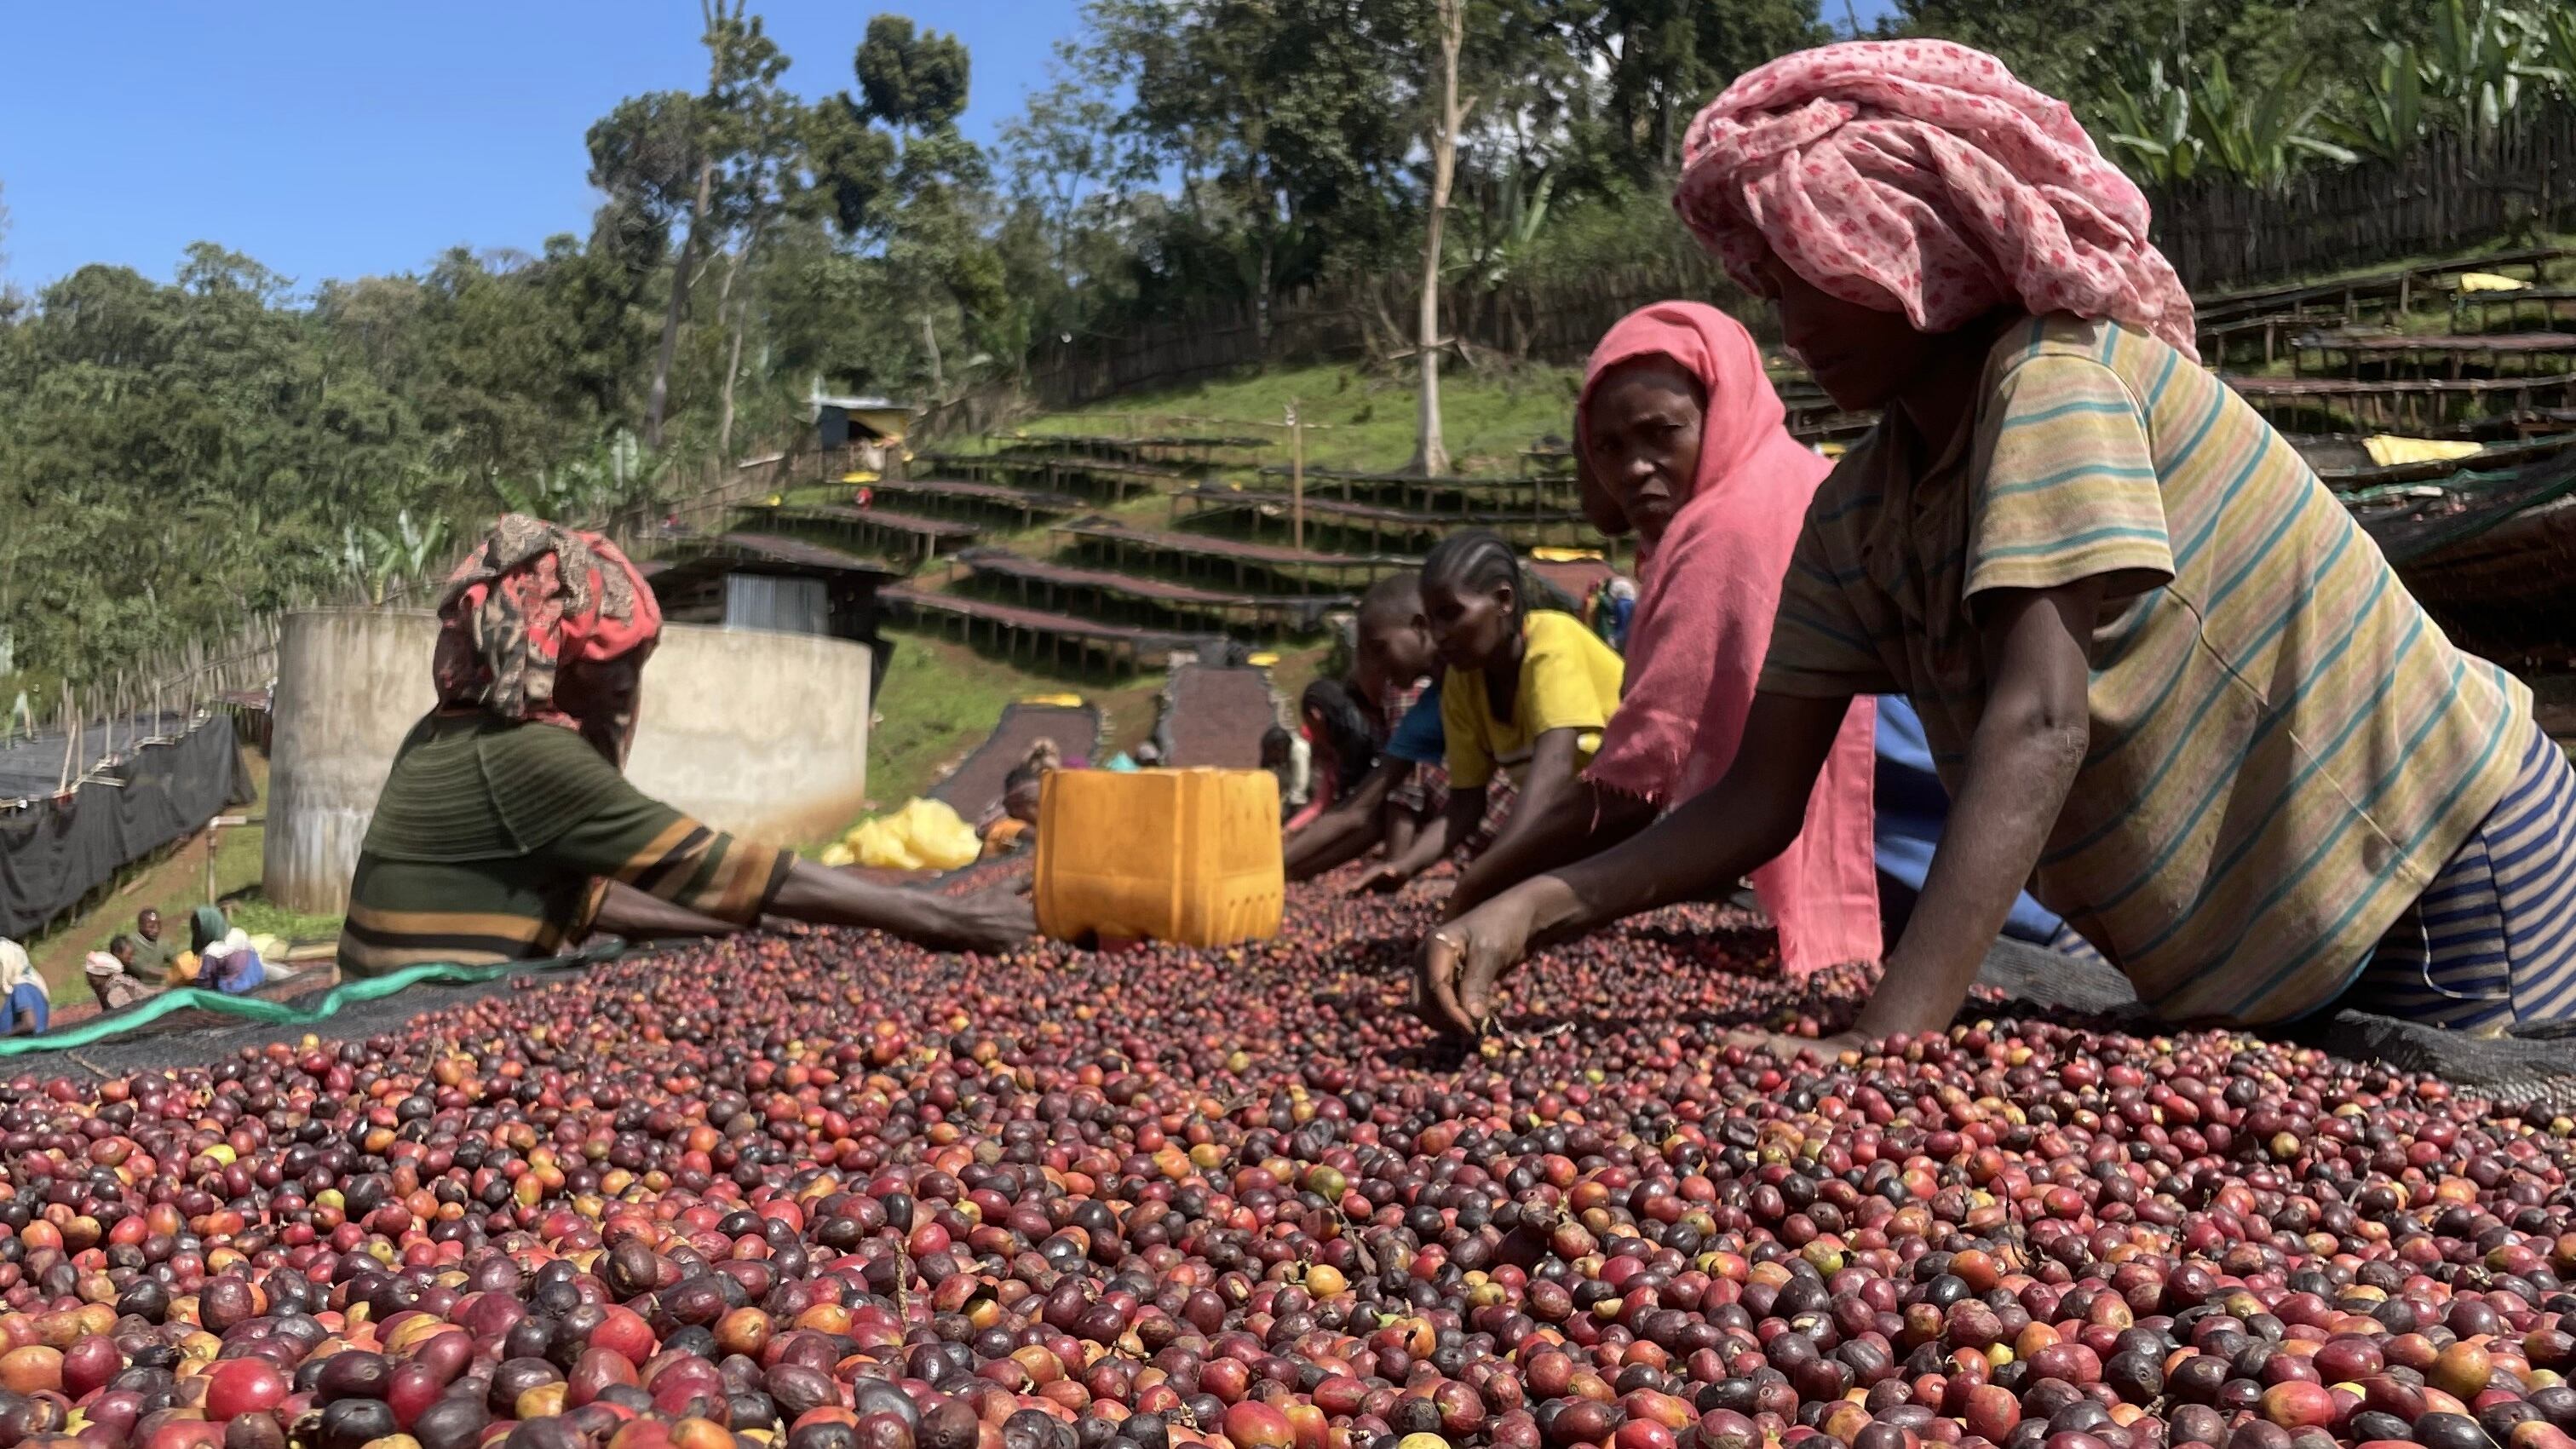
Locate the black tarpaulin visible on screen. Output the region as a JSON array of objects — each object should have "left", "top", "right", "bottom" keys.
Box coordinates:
[{"left": 0, "top": 715, "right": 256, "bottom": 939}]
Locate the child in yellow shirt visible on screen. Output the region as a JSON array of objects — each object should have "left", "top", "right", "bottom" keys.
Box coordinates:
[{"left": 1362, "top": 530, "right": 1624, "bottom": 898}]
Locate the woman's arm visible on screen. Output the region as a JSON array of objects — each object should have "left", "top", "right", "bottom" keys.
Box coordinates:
[
  {"left": 591, "top": 881, "right": 750, "bottom": 941},
  {"left": 1445, "top": 771, "right": 1653, "bottom": 919},
  {"left": 1383, "top": 796, "right": 1423, "bottom": 860},
  {"left": 766, "top": 860, "right": 1033, "bottom": 953},
  {"left": 1833, "top": 583, "right": 2092, "bottom": 1041},
  {"left": 1285, "top": 757, "right": 1405, "bottom": 880},
  {"left": 1419, "top": 691, "right": 1850, "bottom": 1032},
  {"left": 1363, "top": 783, "right": 1488, "bottom": 891}
]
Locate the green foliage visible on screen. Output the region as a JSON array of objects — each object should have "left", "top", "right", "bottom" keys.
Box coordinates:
[
  {"left": 854, "top": 15, "right": 971, "bottom": 129},
  {"left": 342, "top": 510, "right": 452, "bottom": 606},
  {"left": 1896, "top": 0, "right": 2572, "bottom": 186},
  {"left": 2324, "top": 43, "right": 2430, "bottom": 160},
  {"left": 2102, "top": 54, "right": 2356, "bottom": 188},
  {"left": 2415, "top": 0, "right": 2556, "bottom": 132}
]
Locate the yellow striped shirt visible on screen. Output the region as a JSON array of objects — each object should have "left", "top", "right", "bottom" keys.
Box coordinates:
[{"left": 1762, "top": 315, "right": 2530, "bottom": 1025}]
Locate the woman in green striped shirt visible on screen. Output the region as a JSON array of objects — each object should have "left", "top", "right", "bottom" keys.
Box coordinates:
[
  {"left": 1422, "top": 41, "right": 2576, "bottom": 1042},
  {"left": 339, "top": 516, "right": 1031, "bottom": 976}
]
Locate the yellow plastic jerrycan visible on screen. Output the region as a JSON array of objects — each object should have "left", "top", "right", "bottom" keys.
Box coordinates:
[{"left": 1034, "top": 768, "right": 1284, "bottom": 947}]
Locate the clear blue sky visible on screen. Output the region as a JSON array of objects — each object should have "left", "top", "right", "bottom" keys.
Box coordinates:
[{"left": 0, "top": 1, "right": 1899, "bottom": 294}]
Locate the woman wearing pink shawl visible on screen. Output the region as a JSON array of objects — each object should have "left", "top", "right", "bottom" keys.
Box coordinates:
[
  {"left": 1440, "top": 302, "right": 1880, "bottom": 977},
  {"left": 1425, "top": 40, "right": 2574, "bottom": 1043}
]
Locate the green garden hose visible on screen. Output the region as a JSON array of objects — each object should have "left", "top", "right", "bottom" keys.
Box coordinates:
[{"left": 0, "top": 943, "right": 624, "bottom": 1056}]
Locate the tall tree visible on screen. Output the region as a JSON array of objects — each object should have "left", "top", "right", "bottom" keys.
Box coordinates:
[
  {"left": 1575, "top": 0, "right": 1828, "bottom": 181},
  {"left": 1412, "top": 0, "right": 1470, "bottom": 477},
  {"left": 589, "top": 2, "right": 788, "bottom": 451},
  {"left": 1083, "top": 0, "right": 1422, "bottom": 346},
  {"left": 813, "top": 14, "right": 1006, "bottom": 400}
]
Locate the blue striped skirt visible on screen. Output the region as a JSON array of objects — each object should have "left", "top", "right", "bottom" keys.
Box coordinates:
[{"left": 2343, "top": 718, "right": 2576, "bottom": 1030}]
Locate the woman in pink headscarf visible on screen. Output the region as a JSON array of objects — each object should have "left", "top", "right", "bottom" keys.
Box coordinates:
[
  {"left": 1423, "top": 41, "right": 2576, "bottom": 1043},
  {"left": 1438, "top": 302, "right": 1881, "bottom": 978}
]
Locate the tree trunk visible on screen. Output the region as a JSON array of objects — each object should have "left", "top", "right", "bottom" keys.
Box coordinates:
[
  {"left": 717, "top": 279, "right": 749, "bottom": 463},
  {"left": 921, "top": 314, "right": 946, "bottom": 394},
  {"left": 1254, "top": 233, "right": 1274, "bottom": 353},
  {"left": 645, "top": 158, "right": 716, "bottom": 451},
  {"left": 716, "top": 217, "right": 764, "bottom": 463},
  {"left": 1410, "top": 0, "right": 1468, "bottom": 478}
]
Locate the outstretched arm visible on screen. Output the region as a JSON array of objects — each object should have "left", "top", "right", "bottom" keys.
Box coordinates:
[
  {"left": 1286, "top": 756, "right": 1406, "bottom": 880},
  {"left": 1444, "top": 773, "right": 1653, "bottom": 919},
  {"left": 768, "top": 860, "right": 1034, "bottom": 953},
  {"left": 1362, "top": 783, "right": 1487, "bottom": 891},
  {"left": 1829, "top": 583, "right": 2092, "bottom": 1043},
  {"left": 591, "top": 881, "right": 748, "bottom": 941},
  {"left": 1418, "top": 690, "right": 1849, "bottom": 1032}
]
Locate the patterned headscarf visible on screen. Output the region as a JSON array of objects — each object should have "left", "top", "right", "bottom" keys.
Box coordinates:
[
  {"left": 434, "top": 515, "right": 662, "bottom": 750},
  {"left": 1573, "top": 302, "right": 1882, "bottom": 975},
  {"left": 1676, "top": 39, "right": 2199, "bottom": 359}
]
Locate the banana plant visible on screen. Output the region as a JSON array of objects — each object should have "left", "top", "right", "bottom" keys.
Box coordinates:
[
  {"left": 2527, "top": 3, "right": 2576, "bottom": 101},
  {"left": 2100, "top": 59, "right": 2199, "bottom": 187},
  {"left": 338, "top": 510, "right": 452, "bottom": 605},
  {"left": 2102, "top": 55, "right": 2354, "bottom": 190},
  {"left": 2418, "top": 0, "right": 2554, "bottom": 133},
  {"left": 2326, "top": 43, "right": 2429, "bottom": 161},
  {"left": 2194, "top": 57, "right": 2358, "bottom": 185},
  {"left": 489, "top": 431, "right": 670, "bottom": 525},
  {"left": 1462, "top": 166, "right": 1555, "bottom": 289}
]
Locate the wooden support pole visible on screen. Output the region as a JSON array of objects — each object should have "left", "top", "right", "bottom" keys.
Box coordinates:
[{"left": 1288, "top": 400, "right": 1306, "bottom": 555}]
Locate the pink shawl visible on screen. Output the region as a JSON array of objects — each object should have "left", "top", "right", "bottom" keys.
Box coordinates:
[
  {"left": 1578, "top": 302, "right": 1881, "bottom": 974},
  {"left": 1675, "top": 39, "right": 2198, "bottom": 359}
]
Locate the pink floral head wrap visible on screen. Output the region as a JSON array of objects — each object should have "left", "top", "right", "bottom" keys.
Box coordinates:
[
  {"left": 434, "top": 515, "right": 663, "bottom": 756},
  {"left": 1676, "top": 39, "right": 2198, "bottom": 360}
]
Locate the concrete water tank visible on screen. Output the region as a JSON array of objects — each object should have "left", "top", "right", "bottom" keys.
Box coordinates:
[{"left": 265, "top": 607, "right": 871, "bottom": 914}]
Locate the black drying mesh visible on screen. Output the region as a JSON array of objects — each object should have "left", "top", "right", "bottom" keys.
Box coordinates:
[
  {"left": 2353, "top": 446, "right": 2576, "bottom": 565},
  {"left": 927, "top": 702, "right": 1103, "bottom": 825},
  {"left": 1973, "top": 938, "right": 2576, "bottom": 1111},
  {"left": 0, "top": 712, "right": 195, "bottom": 803}
]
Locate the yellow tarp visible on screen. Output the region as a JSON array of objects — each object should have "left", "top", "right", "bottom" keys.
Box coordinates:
[
  {"left": 841, "top": 470, "right": 881, "bottom": 485},
  {"left": 1019, "top": 692, "right": 1085, "bottom": 707},
  {"left": 1529, "top": 546, "right": 1604, "bottom": 562},
  {"left": 2363, "top": 434, "right": 2483, "bottom": 468},
  {"left": 842, "top": 797, "right": 981, "bottom": 872},
  {"left": 2456, "top": 272, "right": 2528, "bottom": 294}
]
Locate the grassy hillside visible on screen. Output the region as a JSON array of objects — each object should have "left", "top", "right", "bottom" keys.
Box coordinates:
[{"left": 1001, "top": 363, "right": 1589, "bottom": 474}]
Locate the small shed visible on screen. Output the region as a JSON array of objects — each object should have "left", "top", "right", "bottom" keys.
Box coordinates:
[
  {"left": 813, "top": 390, "right": 915, "bottom": 470},
  {"left": 644, "top": 534, "right": 905, "bottom": 702}
]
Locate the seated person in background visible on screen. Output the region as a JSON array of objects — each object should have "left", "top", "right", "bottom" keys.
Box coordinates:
[
  {"left": 1285, "top": 679, "right": 1379, "bottom": 831},
  {"left": 0, "top": 937, "right": 48, "bottom": 1037},
  {"left": 200, "top": 929, "right": 267, "bottom": 995},
  {"left": 87, "top": 938, "right": 161, "bottom": 1012},
  {"left": 341, "top": 515, "right": 1032, "bottom": 975},
  {"left": 129, "top": 909, "right": 178, "bottom": 980},
  {"left": 1286, "top": 574, "right": 1447, "bottom": 881},
  {"left": 1262, "top": 726, "right": 1310, "bottom": 819},
  {"left": 1362, "top": 530, "right": 1625, "bottom": 894},
  {"left": 980, "top": 742, "right": 1055, "bottom": 858},
  {"left": 189, "top": 905, "right": 229, "bottom": 956},
  {"left": 1596, "top": 578, "right": 1637, "bottom": 652}
]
